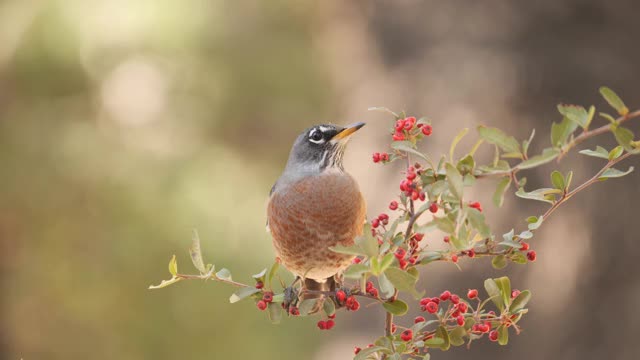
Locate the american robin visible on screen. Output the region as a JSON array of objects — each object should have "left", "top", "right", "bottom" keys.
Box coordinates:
[{"left": 267, "top": 122, "right": 367, "bottom": 302}]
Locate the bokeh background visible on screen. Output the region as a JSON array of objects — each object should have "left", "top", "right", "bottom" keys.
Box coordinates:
[{"left": 2, "top": 1, "right": 639, "bottom": 359}]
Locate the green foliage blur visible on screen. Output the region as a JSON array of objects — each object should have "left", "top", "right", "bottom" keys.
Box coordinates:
[{"left": 1, "top": 1, "right": 336, "bottom": 359}]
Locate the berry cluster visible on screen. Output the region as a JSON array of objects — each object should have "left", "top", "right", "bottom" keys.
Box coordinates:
[
  {"left": 256, "top": 291, "right": 274, "bottom": 311},
  {"left": 372, "top": 152, "right": 390, "bottom": 163},
  {"left": 399, "top": 165, "right": 427, "bottom": 202},
  {"left": 335, "top": 290, "right": 361, "bottom": 311},
  {"left": 392, "top": 116, "right": 433, "bottom": 141},
  {"left": 365, "top": 281, "right": 379, "bottom": 298},
  {"left": 317, "top": 313, "right": 336, "bottom": 330}
]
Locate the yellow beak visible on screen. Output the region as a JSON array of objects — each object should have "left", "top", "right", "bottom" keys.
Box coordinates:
[{"left": 333, "top": 122, "right": 366, "bottom": 141}]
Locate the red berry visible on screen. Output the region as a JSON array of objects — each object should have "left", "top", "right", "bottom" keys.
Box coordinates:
[
  {"left": 317, "top": 320, "right": 327, "bottom": 330},
  {"left": 408, "top": 256, "right": 417, "bottom": 265},
  {"left": 393, "top": 133, "right": 405, "bottom": 141},
  {"left": 354, "top": 347, "right": 361, "bottom": 355},
  {"left": 511, "top": 290, "right": 521, "bottom": 299},
  {"left": 469, "top": 201, "right": 482, "bottom": 212},
  {"left": 378, "top": 213, "right": 389, "bottom": 222},
  {"left": 413, "top": 233, "right": 424, "bottom": 241},
  {"left": 411, "top": 191, "right": 419, "bottom": 201},
  {"left": 326, "top": 319, "right": 335, "bottom": 329},
  {"left": 368, "top": 288, "right": 379, "bottom": 297},
  {"left": 456, "top": 302, "right": 468, "bottom": 313},
  {"left": 520, "top": 242, "right": 530, "bottom": 251},
  {"left": 527, "top": 250, "right": 537, "bottom": 262},
  {"left": 419, "top": 192, "right": 426, "bottom": 201},
  {"left": 443, "top": 236, "right": 450, "bottom": 243},
  {"left": 400, "top": 329, "right": 413, "bottom": 342},
  {"left": 263, "top": 291, "right": 274, "bottom": 303},
  {"left": 352, "top": 257, "right": 361, "bottom": 264},
  {"left": 256, "top": 300, "right": 267, "bottom": 310},
  {"left": 399, "top": 259, "right": 408, "bottom": 270},
  {"left": 425, "top": 301, "right": 438, "bottom": 314},
  {"left": 406, "top": 171, "right": 417, "bottom": 180},
  {"left": 489, "top": 330, "right": 499, "bottom": 341},
  {"left": 414, "top": 316, "right": 426, "bottom": 323},
  {"left": 395, "top": 119, "right": 406, "bottom": 131},
  {"left": 429, "top": 202, "right": 438, "bottom": 213},
  {"left": 395, "top": 248, "right": 407, "bottom": 259},
  {"left": 404, "top": 117, "right": 416, "bottom": 130},
  {"left": 451, "top": 254, "right": 458, "bottom": 263},
  {"left": 381, "top": 153, "right": 389, "bottom": 161},
  {"left": 371, "top": 218, "right": 380, "bottom": 228},
  {"left": 467, "top": 249, "right": 476, "bottom": 258},
  {"left": 440, "top": 291, "right": 451, "bottom": 301},
  {"left": 336, "top": 290, "right": 347, "bottom": 303},
  {"left": 467, "top": 289, "right": 478, "bottom": 299},
  {"left": 450, "top": 294, "right": 460, "bottom": 304},
  {"left": 421, "top": 124, "right": 433, "bottom": 136},
  {"left": 389, "top": 201, "right": 399, "bottom": 210},
  {"left": 289, "top": 307, "right": 300, "bottom": 316},
  {"left": 456, "top": 315, "right": 465, "bottom": 326},
  {"left": 481, "top": 324, "right": 491, "bottom": 333},
  {"left": 255, "top": 281, "right": 264, "bottom": 289},
  {"left": 373, "top": 153, "right": 381, "bottom": 163},
  {"left": 419, "top": 298, "right": 430, "bottom": 306},
  {"left": 328, "top": 313, "right": 336, "bottom": 319},
  {"left": 366, "top": 281, "right": 374, "bottom": 290},
  {"left": 391, "top": 323, "right": 397, "bottom": 333}
]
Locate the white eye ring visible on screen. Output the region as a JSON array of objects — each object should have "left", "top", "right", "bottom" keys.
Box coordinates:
[{"left": 308, "top": 129, "right": 325, "bottom": 144}]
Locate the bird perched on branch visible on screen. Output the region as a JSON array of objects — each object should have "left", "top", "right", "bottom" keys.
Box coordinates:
[{"left": 267, "top": 123, "right": 366, "bottom": 305}]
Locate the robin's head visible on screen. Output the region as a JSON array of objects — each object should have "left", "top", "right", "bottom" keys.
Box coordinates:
[{"left": 284, "top": 122, "right": 365, "bottom": 174}]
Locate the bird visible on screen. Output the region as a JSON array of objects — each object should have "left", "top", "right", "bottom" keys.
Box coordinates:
[{"left": 267, "top": 122, "right": 367, "bottom": 305}]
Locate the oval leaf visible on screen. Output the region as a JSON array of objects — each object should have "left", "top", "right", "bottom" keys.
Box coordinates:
[
  {"left": 509, "top": 289, "right": 532, "bottom": 313},
  {"left": 229, "top": 287, "right": 261, "bottom": 303},
  {"left": 382, "top": 299, "right": 409, "bottom": 316},
  {"left": 599, "top": 86, "right": 629, "bottom": 116}
]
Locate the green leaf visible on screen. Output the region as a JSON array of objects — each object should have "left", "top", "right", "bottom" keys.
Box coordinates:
[
  {"left": 298, "top": 298, "right": 321, "bottom": 316},
  {"left": 382, "top": 299, "right": 409, "bottom": 316},
  {"left": 494, "top": 276, "right": 511, "bottom": 309},
  {"left": 492, "top": 255, "right": 507, "bottom": 269},
  {"left": 435, "top": 325, "right": 451, "bottom": 350},
  {"left": 510, "top": 252, "right": 528, "bottom": 264},
  {"left": 477, "top": 160, "right": 511, "bottom": 175},
  {"left": 229, "top": 287, "right": 261, "bottom": 303},
  {"left": 558, "top": 104, "right": 589, "bottom": 128},
  {"left": 609, "top": 145, "right": 624, "bottom": 160},
  {"left": 252, "top": 268, "right": 267, "bottom": 280},
  {"left": 148, "top": 276, "right": 182, "bottom": 289},
  {"left": 565, "top": 171, "right": 573, "bottom": 190},
  {"left": 378, "top": 273, "right": 395, "bottom": 299},
  {"left": 484, "top": 278, "right": 504, "bottom": 311},
  {"left": 344, "top": 263, "right": 369, "bottom": 279},
  {"left": 551, "top": 117, "right": 578, "bottom": 147},
  {"left": 190, "top": 230, "right": 207, "bottom": 274},
  {"left": 579, "top": 146, "right": 610, "bottom": 159},
  {"left": 599, "top": 86, "right": 629, "bottom": 116},
  {"left": 329, "top": 244, "right": 365, "bottom": 256},
  {"left": 267, "top": 302, "right": 282, "bottom": 324},
  {"left": 457, "top": 154, "right": 475, "bottom": 174},
  {"left": 478, "top": 126, "right": 521, "bottom": 154},
  {"left": 445, "top": 163, "right": 464, "bottom": 200},
  {"left": 550, "top": 170, "right": 565, "bottom": 190},
  {"left": 613, "top": 126, "right": 635, "bottom": 150},
  {"left": 424, "top": 337, "right": 445, "bottom": 346},
  {"left": 522, "top": 129, "right": 536, "bottom": 157},
  {"left": 433, "top": 216, "right": 456, "bottom": 234},
  {"left": 356, "top": 223, "right": 379, "bottom": 257},
  {"left": 585, "top": 105, "right": 595, "bottom": 129},
  {"left": 450, "top": 128, "right": 469, "bottom": 161},
  {"left": 493, "top": 176, "right": 512, "bottom": 208},
  {"left": 215, "top": 268, "right": 232, "bottom": 281},
  {"left": 323, "top": 298, "right": 336, "bottom": 316},
  {"left": 527, "top": 216, "right": 543, "bottom": 230},
  {"left": 599, "top": 112, "right": 618, "bottom": 124},
  {"left": 515, "top": 187, "right": 559, "bottom": 204},
  {"left": 599, "top": 166, "right": 634, "bottom": 180},
  {"left": 267, "top": 262, "right": 279, "bottom": 288},
  {"left": 509, "top": 290, "right": 532, "bottom": 313},
  {"left": 376, "top": 253, "right": 396, "bottom": 275},
  {"left": 498, "top": 325, "right": 509, "bottom": 346},
  {"left": 168, "top": 255, "right": 178, "bottom": 276},
  {"left": 391, "top": 141, "right": 429, "bottom": 161},
  {"left": 384, "top": 267, "right": 418, "bottom": 293},
  {"left": 449, "top": 326, "right": 467, "bottom": 346},
  {"left": 516, "top": 148, "right": 560, "bottom": 170},
  {"left": 467, "top": 208, "right": 491, "bottom": 238}
]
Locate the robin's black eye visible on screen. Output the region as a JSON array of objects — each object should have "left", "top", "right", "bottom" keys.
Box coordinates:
[{"left": 308, "top": 129, "right": 324, "bottom": 143}]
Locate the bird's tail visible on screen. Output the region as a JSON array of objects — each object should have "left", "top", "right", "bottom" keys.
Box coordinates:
[{"left": 301, "top": 277, "right": 336, "bottom": 314}]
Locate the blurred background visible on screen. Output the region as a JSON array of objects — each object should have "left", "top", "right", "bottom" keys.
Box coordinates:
[{"left": 1, "top": 1, "right": 639, "bottom": 359}]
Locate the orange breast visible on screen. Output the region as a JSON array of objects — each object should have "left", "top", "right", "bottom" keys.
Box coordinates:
[{"left": 267, "top": 171, "right": 366, "bottom": 280}]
